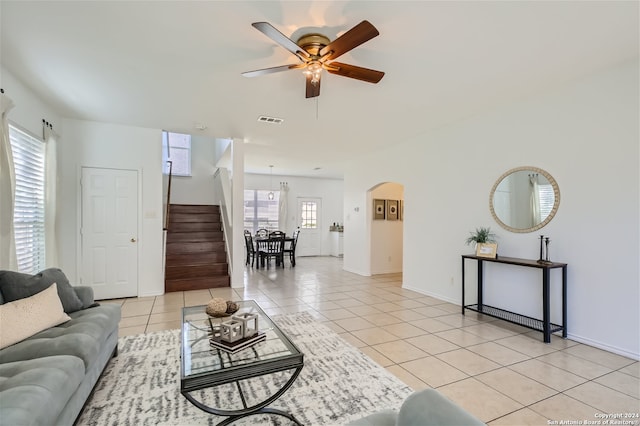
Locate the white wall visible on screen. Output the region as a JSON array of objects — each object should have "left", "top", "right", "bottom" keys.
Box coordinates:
[
  {"left": 244, "top": 173, "right": 344, "bottom": 256},
  {"left": 58, "top": 119, "right": 164, "bottom": 297},
  {"left": 1, "top": 67, "right": 61, "bottom": 138},
  {"left": 344, "top": 60, "right": 639, "bottom": 359},
  {"left": 370, "top": 183, "right": 404, "bottom": 274},
  {"left": 168, "top": 134, "right": 220, "bottom": 205}
]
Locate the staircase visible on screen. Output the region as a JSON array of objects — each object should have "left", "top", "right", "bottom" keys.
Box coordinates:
[{"left": 164, "top": 204, "right": 230, "bottom": 292}]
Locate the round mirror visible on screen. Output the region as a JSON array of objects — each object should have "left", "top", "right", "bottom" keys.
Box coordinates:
[{"left": 489, "top": 166, "right": 560, "bottom": 233}]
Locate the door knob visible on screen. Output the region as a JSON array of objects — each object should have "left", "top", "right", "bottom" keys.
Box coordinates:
[{"left": 131, "top": 238, "right": 137, "bottom": 243}]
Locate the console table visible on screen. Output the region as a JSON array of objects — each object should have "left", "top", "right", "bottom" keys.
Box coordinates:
[{"left": 461, "top": 255, "right": 567, "bottom": 343}]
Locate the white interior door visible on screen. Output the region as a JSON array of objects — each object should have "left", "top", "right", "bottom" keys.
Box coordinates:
[
  {"left": 296, "top": 197, "right": 321, "bottom": 257},
  {"left": 81, "top": 167, "right": 138, "bottom": 299}
]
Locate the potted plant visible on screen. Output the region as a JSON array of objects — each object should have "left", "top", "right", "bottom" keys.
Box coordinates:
[{"left": 465, "top": 227, "right": 498, "bottom": 258}]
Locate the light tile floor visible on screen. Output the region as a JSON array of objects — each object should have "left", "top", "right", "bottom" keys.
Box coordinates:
[{"left": 107, "top": 256, "right": 639, "bottom": 425}]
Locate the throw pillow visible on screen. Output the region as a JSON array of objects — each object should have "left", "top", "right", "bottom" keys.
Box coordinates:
[
  {"left": 0, "top": 283, "right": 71, "bottom": 350},
  {"left": 0, "top": 268, "right": 84, "bottom": 313}
]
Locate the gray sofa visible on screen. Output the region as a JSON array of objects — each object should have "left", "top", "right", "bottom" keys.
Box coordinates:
[{"left": 0, "top": 268, "right": 121, "bottom": 426}]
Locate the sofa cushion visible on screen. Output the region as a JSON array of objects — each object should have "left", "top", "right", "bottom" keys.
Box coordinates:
[
  {"left": 59, "top": 303, "right": 121, "bottom": 344},
  {"left": 0, "top": 283, "right": 71, "bottom": 350},
  {"left": 0, "top": 355, "right": 85, "bottom": 426},
  {"left": 0, "top": 268, "right": 84, "bottom": 313},
  {"left": 73, "top": 286, "right": 96, "bottom": 309},
  {"left": 0, "top": 304, "right": 120, "bottom": 368}
]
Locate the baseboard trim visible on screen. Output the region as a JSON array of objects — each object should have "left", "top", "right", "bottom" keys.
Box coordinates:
[
  {"left": 342, "top": 266, "right": 371, "bottom": 277},
  {"left": 371, "top": 268, "right": 403, "bottom": 275},
  {"left": 566, "top": 333, "right": 639, "bottom": 361},
  {"left": 402, "top": 284, "right": 459, "bottom": 305}
]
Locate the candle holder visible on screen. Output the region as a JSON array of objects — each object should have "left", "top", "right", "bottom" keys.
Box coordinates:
[
  {"left": 545, "top": 237, "right": 551, "bottom": 262},
  {"left": 537, "top": 235, "right": 553, "bottom": 264},
  {"left": 538, "top": 235, "right": 544, "bottom": 262}
]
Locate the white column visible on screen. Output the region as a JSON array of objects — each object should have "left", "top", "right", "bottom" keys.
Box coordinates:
[{"left": 230, "top": 138, "right": 245, "bottom": 288}]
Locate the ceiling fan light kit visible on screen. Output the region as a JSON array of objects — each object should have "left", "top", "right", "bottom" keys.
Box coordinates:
[{"left": 243, "top": 20, "right": 385, "bottom": 98}]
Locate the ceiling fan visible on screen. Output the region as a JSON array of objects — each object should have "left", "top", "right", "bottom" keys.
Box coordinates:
[{"left": 242, "top": 20, "right": 385, "bottom": 98}]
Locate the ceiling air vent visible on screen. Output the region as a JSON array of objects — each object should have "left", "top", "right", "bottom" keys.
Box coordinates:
[{"left": 258, "top": 115, "right": 284, "bottom": 124}]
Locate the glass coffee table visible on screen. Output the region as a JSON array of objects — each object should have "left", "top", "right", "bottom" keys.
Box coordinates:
[{"left": 180, "top": 300, "right": 304, "bottom": 426}]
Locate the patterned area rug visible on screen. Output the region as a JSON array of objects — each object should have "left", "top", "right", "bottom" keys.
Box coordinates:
[{"left": 77, "top": 312, "right": 412, "bottom": 425}]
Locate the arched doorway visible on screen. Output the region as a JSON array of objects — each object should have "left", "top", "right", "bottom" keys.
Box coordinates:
[{"left": 368, "top": 182, "right": 404, "bottom": 275}]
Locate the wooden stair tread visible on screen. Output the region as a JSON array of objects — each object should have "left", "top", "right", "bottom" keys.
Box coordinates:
[
  {"left": 169, "top": 204, "right": 220, "bottom": 214},
  {"left": 165, "top": 276, "right": 230, "bottom": 292},
  {"left": 165, "top": 252, "right": 227, "bottom": 264},
  {"left": 166, "top": 231, "right": 224, "bottom": 243},
  {"left": 168, "top": 222, "right": 220, "bottom": 232},
  {"left": 165, "top": 264, "right": 228, "bottom": 279},
  {"left": 166, "top": 241, "right": 225, "bottom": 253},
  {"left": 169, "top": 213, "right": 220, "bottom": 223}
]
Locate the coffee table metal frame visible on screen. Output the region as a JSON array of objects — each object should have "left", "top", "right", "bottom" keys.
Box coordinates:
[{"left": 180, "top": 300, "right": 304, "bottom": 426}]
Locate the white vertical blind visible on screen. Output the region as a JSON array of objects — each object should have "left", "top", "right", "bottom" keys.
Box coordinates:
[
  {"left": 9, "top": 125, "right": 46, "bottom": 273},
  {"left": 538, "top": 184, "right": 555, "bottom": 220},
  {"left": 243, "top": 189, "right": 280, "bottom": 233}
]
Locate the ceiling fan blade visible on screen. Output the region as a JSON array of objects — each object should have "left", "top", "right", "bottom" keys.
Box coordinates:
[
  {"left": 242, "top": 64, "right": 303, "bottom": 78},
  {"left": 305, "top": 74, "right": 321, "bottom": 98},
  {"left": 252, "top": 22, "right": 310, "bottom": 61},
  {"left": 325, "top": 62, "right": 385, "bottom": 83},
  {"left": 319, "top": 20, "right": 379, "bottom": 61}
]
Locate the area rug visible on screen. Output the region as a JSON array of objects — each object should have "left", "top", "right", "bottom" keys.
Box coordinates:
[{"left": 77, "top": 312, "right": 413, "bottom": 425}]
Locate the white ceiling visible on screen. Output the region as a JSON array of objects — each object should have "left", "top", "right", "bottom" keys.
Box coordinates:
[{"left": 2, "top": 1, "right": 638, "bottom": 178}]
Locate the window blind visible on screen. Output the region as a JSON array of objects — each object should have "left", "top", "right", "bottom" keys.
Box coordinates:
[
  {"left": 538, "top": 184, "right": 555, "bottom": 220},
  {"left": 9, "top": 125, "right": 46, "bottom": 274},
  {"left": 243, "top": 189, "right": 280, "bottom": 233}
]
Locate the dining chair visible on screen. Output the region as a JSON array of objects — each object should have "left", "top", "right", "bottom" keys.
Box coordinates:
[
  {"left": 244, "top": 230, "right": 257, "bottom": 267},
  {"left": 283, "top": 228, "right": 300, "bottom": 267},
  {"left": 258, "top": 231, "right": 285, "bottom": 268}
]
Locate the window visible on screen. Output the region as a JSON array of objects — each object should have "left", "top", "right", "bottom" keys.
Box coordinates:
[
  {"left": 9, "top": 125, "right": 46, "bottom": 274},
  {"left": 244, "top": 189, "right": 279, "bottom": 233},
  {"left": 162, "top": 131, "right": 191, "bottom": 176},
  {"left": 300, "top": 201, "right": 317, "bottom": 229}
]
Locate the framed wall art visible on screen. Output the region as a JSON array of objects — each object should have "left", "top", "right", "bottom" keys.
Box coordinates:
[
  {"left": 373, "top": 199, "right": 386, "bottom": 220},
  {"left": 387, "top": 200, "right": 399, "bottom": 221}
]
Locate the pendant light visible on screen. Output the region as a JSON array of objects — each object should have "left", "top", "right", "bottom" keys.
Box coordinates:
[{"left": 268, "top": 165, "right": 275, "bottom": 200}]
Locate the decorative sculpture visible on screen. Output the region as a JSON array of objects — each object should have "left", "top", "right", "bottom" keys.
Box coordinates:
[
  {"left": 220, "top": 320, "right": 244, "bottom": 343},
  {"left": 233, "top": 312, "right": 259, "bottom": 338},
  {"left": 205, "top": 298, "right": 228, "bottom": 317},
  {"left": 226, "top": 301, "right": 240, "bottom": 315},
  {"left": 206, "top": 298, "right": 240, "bottom": 317}
]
